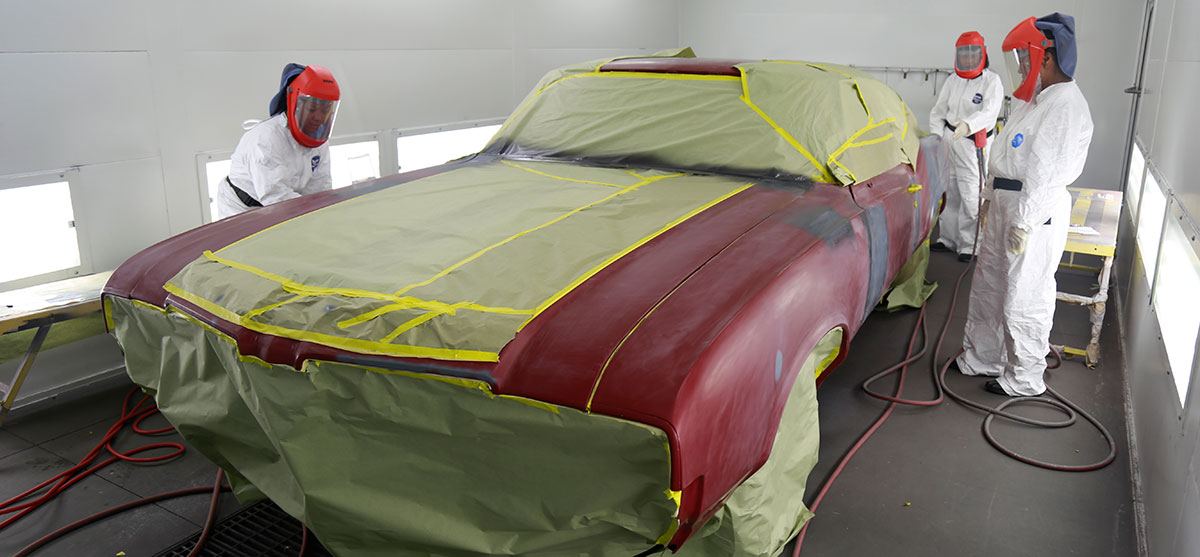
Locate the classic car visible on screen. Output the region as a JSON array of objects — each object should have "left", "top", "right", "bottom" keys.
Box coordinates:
[{"left": 103, "top": 49, "right": 946, "bottom": 556}]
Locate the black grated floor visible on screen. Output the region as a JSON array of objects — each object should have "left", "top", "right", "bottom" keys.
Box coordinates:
[{"left": 153, "top": 500, "right": 331, "bottom": 557}]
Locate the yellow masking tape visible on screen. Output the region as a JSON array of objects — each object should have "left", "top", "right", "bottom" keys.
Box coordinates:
[
  {"left": 499, "top": 394, "right": 561, "bottom": 414},
  {"left": 737, "top": 69, "right": 833, "bottom": 183},
  {"left": 198, "top": 251, "right": 525, "bottom": 318},
  {"left": 162, "top": 283, "right": 501, "bottom": 362},
  {"left": 245, "top": 294, "right": 305, "bottom": 321},
  {"left": 501, "top": 159, "right": 626, "bottom": 188},
  {"left": 103, "top": 296, "right": 116, "bottom": 330}
]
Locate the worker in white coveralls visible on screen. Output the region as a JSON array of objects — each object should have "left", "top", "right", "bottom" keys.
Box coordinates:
[
  {"left": 217, "top": 63, "right": 340, "bottom": 219},
  {"left": 956, "top": 13, "right": 1093, "bottom": 397},
  {"left": 929, "top": 31, "right": 1004, "bottom": 262}
]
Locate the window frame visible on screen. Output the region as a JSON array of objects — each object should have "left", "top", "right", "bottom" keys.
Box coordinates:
[{"left": 1150, "top": 194, "right": 1200, "bottom": 408}]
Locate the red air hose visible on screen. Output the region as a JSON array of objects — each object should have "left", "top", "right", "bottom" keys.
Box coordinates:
[
  {"left": 7, "top": 388, "right": 312, "bottom": 557},
  {"left": 0, "top": 388, "right": 184, "bottom": 531}
]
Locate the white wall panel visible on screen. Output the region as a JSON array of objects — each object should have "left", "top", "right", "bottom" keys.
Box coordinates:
[
  {"left": 1125, "top": 247, "right": 1186, "bottom": 556},
  {"left": 71, "top": 158, "right": 171, "bottom": 272},
  {"left": 0, "top": 52, "right": 159, "bottom": 175},
  {"left": 1136, "top": 0, "right": 1177, "bottom": 149},
  {"left": 1152, "top": 59, "right": 1200, "bottom": 216},
  {"left": 336, "top": 50, "right": 517, "bottom": 130},
  {"left": 514, "top": 47, "right": 678, "bottom": 99},
  {"left": 169, "top": 1, "right": 513, "bottom": 52},
  {"left": 0, "top": 0, "right": 147, "bottom": 52},
  {"left": 515, "top": 0, "right": 678, "bottom": 49}
]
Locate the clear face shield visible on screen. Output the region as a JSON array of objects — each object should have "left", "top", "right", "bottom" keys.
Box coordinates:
[
  {"left": 1003, "top": 48, "right": 1032, "bottom": 96},
  {"left": 293, "top": 95, "right": 339, "bottom": 143},
  {"left": 955, "top": 45, "right": 983, "bottom": 74}
]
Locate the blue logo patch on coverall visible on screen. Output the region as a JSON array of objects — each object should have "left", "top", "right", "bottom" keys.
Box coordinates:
[
  {"left": 1012, "top": 133, "right": 1024, "bottom": 148},
  {"left": 311, "top": 155, "right": 321, "bottom": 171},
  {"left": 972, "top": 93, "right": 983, "bottom": 104}
]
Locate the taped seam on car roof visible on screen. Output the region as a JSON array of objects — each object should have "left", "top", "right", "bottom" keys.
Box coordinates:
[
  {"left": 769, "top": 60, "right": 877, "bottom": 122},
  {"left": 500, "top": 159, "right": 627, "bottom": 188},
  {"left": 735, "top": 67, "right": 833, "bottom": 184},
  {"left": 626, "top": 169, "right": 652, "bottom": 180},
  {"left": 495, "top": 70, "right": 740, "bottom": 138},
  {"left": 768, "top": 60, "right": 919, "bottom": 175},
  {"left": 389, "top": 171, "right": 685, "bottom": 297},
  {"left": 826, "top": 119, "right": 897, "bottom": 184},
  {"left": 520, "top": 180, "right": 758, "bottom": 332},
  {"left": 162, "top": 282, "right": 503, "bottom": 361}
]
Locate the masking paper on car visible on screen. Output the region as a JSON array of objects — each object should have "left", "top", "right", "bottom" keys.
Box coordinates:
[
  {"left": 109, "top": 294, "right": 830, "bottom": 556},
  {"left": 108, "top": 295, "right": 682, "bottom": 556},
  {"left": 163, "top": 161, "right": 753, "bottom": 362},
  {"left": 489, "top": 51, "right": 920, "bottom": 186}
]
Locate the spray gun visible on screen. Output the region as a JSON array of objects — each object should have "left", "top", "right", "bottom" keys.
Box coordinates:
[
  {"left": 973, "top": 129, "right": 987, "bottom": 176},
  {"left": 967, "top": 128, "right": 988, "bottom": 259}
]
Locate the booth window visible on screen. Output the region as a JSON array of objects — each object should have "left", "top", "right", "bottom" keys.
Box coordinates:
[
  {"left": 0, "top": 181, "right": 81, "bottom": 287},
  {"left": 204, "top": 159, "right": 232, "bottom": 222},
  {"left": 1137, "top": 169, "right": 1166, "bottom": 275},
  {"left": 1153, "top": 203, "right": 1200, "bottom": 405},
  {"left": 1126, "top": 143, "right": 1146, "bottom": 223},
  {"left": 396, "top": 125, "right": 500, "bottom": 173},
  {"left": 330, "top": 141, "right": 380, "bottom": 189}
]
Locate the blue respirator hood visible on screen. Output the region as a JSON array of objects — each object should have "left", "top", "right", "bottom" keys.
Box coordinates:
[
  {"left": 268, "top": 63, "right": 308, "bottom": 117},
  {"left": 1035, "top": 13, "right": 1078, "bottom": 78}
]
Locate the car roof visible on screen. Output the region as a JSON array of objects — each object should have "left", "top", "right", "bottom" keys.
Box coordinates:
[{"left": 598, "top": 57, "right": 753, "bottom": 76}]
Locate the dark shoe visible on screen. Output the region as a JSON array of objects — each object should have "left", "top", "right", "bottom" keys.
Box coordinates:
[
  {"left": 931, "top": 241, "right": 951, "bottom": 252},
  {"left": 957, "top": 253, "right": 974, "bottom": 263},
  {"left": 984, "top": 380, "right": 1009, "bottom": 396}
]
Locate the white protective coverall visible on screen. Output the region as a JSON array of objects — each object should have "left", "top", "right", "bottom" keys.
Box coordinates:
[
  {"left": 218, "top": 114, "right": 332, "bottom": 219},
  {"left": 957, "top": 81, "right": 1093, "bottom": 395},
  {"left": 929, "top": 69, "right": 1004, "bottom": 256}
]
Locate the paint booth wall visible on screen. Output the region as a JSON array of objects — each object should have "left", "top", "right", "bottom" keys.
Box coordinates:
[{"left": 1114, "top": 0, "right": 1200, "bottom": 555}]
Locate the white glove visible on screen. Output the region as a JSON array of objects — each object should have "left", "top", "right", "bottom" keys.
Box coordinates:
[
  {"left": 1007, "top": 225, "right": 1029, "bottom": 254},
  {"left": 951, "top": 120, "right": 970, "bottom": 140}
]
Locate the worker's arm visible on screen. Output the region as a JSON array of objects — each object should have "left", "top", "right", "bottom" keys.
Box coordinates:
[{"left": 248, "top": 141, "right": 304, "bottom": 206}]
